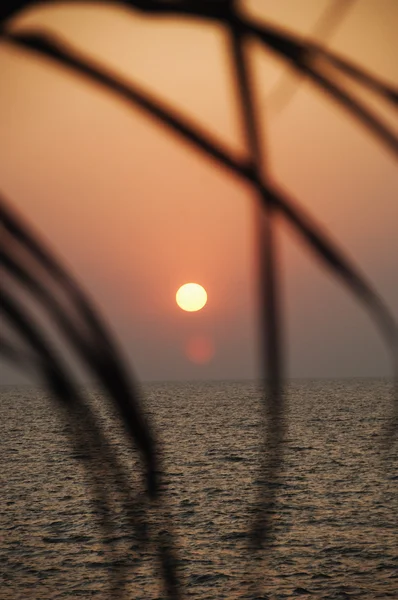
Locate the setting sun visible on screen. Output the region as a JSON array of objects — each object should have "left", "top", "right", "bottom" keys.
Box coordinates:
[{"left": 176, "top": 283, "right": 207, "bottom": 312}]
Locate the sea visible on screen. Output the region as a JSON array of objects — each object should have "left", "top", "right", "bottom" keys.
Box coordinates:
[{"left": 1, "top": 379, "right": 397, "bottom": 600}]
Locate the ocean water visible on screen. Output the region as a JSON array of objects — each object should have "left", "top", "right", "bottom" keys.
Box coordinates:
[{"left": 1, "top": 379, "right": 397, "bottom": 599}]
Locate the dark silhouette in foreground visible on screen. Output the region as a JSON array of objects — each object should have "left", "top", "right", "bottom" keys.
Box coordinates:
[{"left": 1, "top": 1, "right": 397, "bottom": 598}]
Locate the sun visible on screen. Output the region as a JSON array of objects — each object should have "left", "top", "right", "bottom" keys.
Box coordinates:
[{"left": 176, "top": 283, "right": 207, "bottom": 312}]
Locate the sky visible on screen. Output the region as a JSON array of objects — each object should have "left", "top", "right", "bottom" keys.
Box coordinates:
[{"left": 0, "top": 0, "right": 397, "bottom": 384}]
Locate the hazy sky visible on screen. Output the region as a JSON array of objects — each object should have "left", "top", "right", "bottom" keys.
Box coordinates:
[{"left": 0, "top": 0, "right": 397, "bottom": 384}]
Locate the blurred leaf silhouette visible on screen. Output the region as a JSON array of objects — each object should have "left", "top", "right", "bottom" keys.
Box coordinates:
[{"left": 1, "top": 1, "right": 397, "bottom": 598}]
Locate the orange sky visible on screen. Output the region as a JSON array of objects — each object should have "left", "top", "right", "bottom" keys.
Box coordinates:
[{"left": 0, "top": 0, "right": 397, "bottom": 383}]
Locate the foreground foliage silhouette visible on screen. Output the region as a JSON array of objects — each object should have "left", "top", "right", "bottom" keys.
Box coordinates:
[{"left": 1, "top": 1, "right": 397, "bottom": 598}]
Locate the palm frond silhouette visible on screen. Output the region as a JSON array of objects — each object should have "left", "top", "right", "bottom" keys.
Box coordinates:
[{"left": 1, "top": 1, "right": 397, "bottom": 598}]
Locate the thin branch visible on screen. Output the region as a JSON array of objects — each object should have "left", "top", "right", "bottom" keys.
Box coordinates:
[
  {"left": 229, "top": 24, "right": 284, "bottom": 556},
  {"left": 267, "top": 0, "right": 358, "bottom": 115}
]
